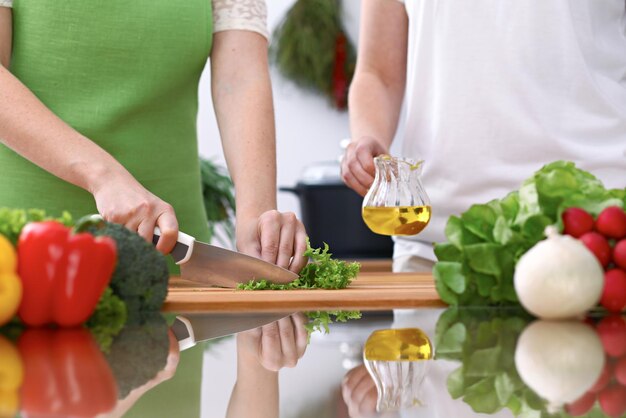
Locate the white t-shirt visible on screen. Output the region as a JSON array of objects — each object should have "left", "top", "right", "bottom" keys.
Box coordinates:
[
  {"left": 394, "top": 0, "right": 626, "bottom": 261},
  {"left": 0, "top": 0, "right": 269, "bottom": 39}
]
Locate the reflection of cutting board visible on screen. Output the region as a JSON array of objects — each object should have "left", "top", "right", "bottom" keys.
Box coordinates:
[{"left": 164, "top": 273, "right": 444, "bottom": 312}]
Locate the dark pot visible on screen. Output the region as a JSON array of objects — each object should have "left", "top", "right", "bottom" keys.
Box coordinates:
[{"left": 280, "top": 183, "right": 393, "bottom": 259}]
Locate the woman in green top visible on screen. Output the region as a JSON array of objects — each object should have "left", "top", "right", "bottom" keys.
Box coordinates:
[{"left": 0, "top": 1, "right": 308, "bottom": 274}]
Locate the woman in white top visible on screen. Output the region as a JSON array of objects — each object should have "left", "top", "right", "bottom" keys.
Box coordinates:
[{"left": 342, "top": 0, "right": 626, "bottom": 273}]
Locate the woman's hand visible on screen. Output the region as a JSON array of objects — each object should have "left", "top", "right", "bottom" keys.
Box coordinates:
[
  {"left": 341, "top": 136, "right": 388, "bottom": 197},
  {"left": 236, "top": 313, "right": 308, "bottom": 372},
  {"left": 91, "top": 172, "right": 179, "bottom": 254},
  {"left": 342, "top": 364, "right": 378, "bottom": 417},
  {"left": 236, "top": 210, "right": 308, "bottom": 275}
]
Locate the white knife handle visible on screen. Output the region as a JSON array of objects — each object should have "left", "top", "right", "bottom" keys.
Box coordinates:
[
  {"left": 153, "top": 227, "right": 196, "bottom": 265},
  {"left": 171, "top": 316, "right": 196, "bottom": 352}
]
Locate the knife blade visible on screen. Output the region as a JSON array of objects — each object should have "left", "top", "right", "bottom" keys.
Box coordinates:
[
  {"left": 171, "top": 312, "right": 291, "bottom": 351},
  {"left": 153, "top": 228, "right": 299, "bottom": 287}
]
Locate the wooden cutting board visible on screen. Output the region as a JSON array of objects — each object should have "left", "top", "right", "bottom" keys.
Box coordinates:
[{"left": 163, "top": 272, "right": 445, "bottom": 312}]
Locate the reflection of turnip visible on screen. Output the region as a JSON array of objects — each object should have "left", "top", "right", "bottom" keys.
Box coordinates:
[{"left": 515, "top": 320, "right": 605, "bottom": 414}]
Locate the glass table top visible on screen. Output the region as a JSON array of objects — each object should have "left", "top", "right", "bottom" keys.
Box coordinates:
[{"left": 1, "top": 308, "right": 625, "bottom": 418}]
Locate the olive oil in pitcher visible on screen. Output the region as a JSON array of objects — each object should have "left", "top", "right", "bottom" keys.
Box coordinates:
[
  {"left": 362, "top": 205, "right": 431, "bottom": 236},
  {"left": 361, "top": 155, "right": 431, "bottom": 237}
]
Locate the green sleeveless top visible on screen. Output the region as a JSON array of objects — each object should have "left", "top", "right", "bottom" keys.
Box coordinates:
[{"left": 4, "top": 0, "right": 212, "bottom": 244}]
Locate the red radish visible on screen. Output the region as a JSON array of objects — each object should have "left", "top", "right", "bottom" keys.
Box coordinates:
[
  {"left": 590, "top": 360, "right": 613, "bottom": 393},
  {"left": 566, "top": 391, "right": 596, "bottom": 416},
  {"left": 601, "top": 270, "right": 626, "bottom": 313},
  {"left": 599, "top": 385, "right": 626, "bottom": 417},
  {"left": 596, "top": 206, "right": 626, "bottom": 240},
  {"left": 597, "top": 316, "right": 626, "bottom": 357},
  {"left": 613, "top": 240, "right": 626, "bottom": 270},
  {"left": 580, "top": 232, "right": 612, "bottom": 268},
  {"left": 562, "top": 207, "right": 595, "bottom": 238},
  {"left": 616, "top": 357, "right": 626, "bottom": 386}
]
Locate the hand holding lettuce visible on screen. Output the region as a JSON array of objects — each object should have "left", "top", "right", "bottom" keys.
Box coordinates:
[{"left": 434, "top": 161, "right": 626, "bottom": 307}]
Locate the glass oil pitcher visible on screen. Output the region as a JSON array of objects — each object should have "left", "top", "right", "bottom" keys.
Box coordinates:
[
  {"left": 363, "top": 328, "right": 433, "bottom": 412},
  {"left": 362, "top": 155, "right": 431, "bottom": 236}
]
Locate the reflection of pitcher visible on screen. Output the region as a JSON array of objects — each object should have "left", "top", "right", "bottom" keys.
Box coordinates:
[
  {"left": 362, "top": 155, "right": 431, "bottom": 236},
  {"left": 363, "top": 328, "right": 433, "bottom": 412}
]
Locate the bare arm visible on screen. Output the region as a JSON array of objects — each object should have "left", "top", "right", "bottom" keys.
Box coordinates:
[
  {"left": 211, "top": 30, "right": 307, "bottom": 273},
  {"left": 226, "top": 314, "right": 308, "bottom": 418},
  {"left": 341, "top": 0, "right": 408, "bottom": 196},
  {"left": 0, "top": 8, "right": 178, "bottom": 252}
]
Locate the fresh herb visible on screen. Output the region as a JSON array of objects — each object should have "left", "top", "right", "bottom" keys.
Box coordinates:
[
  {"left": 0, "top": 208, "right": 73, "bottom": 245},
  {"left": 87, "top": 288, "right": 128, "bottom": 352},
  {"left": 305, "top": 310, "right": 362, "bottom": 335},
  {"left": 237, "top": 240, "right": 360, "bottom": 290},
  {"left": 434, "top": 161, "right": 626, "bottom": 306},
  {"left": 238, "top": 240, "right": 362, "bottom": 338}
]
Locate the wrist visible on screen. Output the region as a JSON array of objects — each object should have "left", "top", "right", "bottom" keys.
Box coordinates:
[{"left": 82, "top": 163, "right": 129, "bottom": 195}]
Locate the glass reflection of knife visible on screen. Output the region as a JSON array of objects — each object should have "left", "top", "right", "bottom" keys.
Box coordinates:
[
  {"left": 171, "top": 313, "right": 292, "bottom": 351},
  {"left": 153, "top": 228, "right": 298, "bottom": 287}
]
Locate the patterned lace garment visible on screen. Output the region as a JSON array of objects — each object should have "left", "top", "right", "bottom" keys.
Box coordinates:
[{"left": 0, "top": 0, "right": 269, "bottom": 39}]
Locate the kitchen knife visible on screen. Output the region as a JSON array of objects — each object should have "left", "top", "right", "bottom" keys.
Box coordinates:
[
  {"left": 171, "top": 312, "right": 291, "bottom": 351},
  {"left": 153, "top": 228, "right": 299, "bottom": 287}
]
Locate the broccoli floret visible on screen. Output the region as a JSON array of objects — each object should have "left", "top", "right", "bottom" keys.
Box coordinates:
[
  {"left": 87, "top": 222, "right": 169, "bottom": 314},
  {"left": 105, "top": 312, "right": 170, "bottom": 398}
]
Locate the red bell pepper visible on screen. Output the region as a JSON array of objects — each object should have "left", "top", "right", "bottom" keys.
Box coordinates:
[
  {"left": 17, "top": 221, "right": 117, "bottom": 327},
  {"left": 18, "top": 328, "right": 118, "bottom": 417}
]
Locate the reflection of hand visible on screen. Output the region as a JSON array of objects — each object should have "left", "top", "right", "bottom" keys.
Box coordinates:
[
  {"left": 237, "top": 313, "right": 308, "bottom": 371},
  {"left": 341, "top": 136, "right": 388, "bottom": 197},
  {"left": 227, "top": 314, "right": 307, "bottom": 418},
  {"left": 236, "top": 211, "right": 308, "bottom": 275},
  {"left": 97, "top": 330, "right": 180, "bottom": 418},
  {"left": 342, "top": 365, "right": 378, "bottom": 418},
  {"left": 92, "top": 173, "right": 179, "bottom": 254}
]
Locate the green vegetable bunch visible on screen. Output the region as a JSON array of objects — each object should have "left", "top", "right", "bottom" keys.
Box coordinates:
[
  {"left": 434, "top": 161, "right": 626, "bottom": 305},
  {"left": 271, "top": 0, "right": 356, "bottom": 106},
  {"left": 0, "top": 208, "right": 73, "bottom": 245}
]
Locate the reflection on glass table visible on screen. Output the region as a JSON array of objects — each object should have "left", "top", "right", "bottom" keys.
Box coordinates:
[
  {"left": 2, "top": 309, "right": 626, "bottom": 418},
  {"left": 0, "top": 313, "right": 178, "bottom": 418}
]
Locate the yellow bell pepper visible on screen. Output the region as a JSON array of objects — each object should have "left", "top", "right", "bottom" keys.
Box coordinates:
[
  {"left": 0, "top": 273, "right": 21, "bottom": 327},
  {"left": 0, "top": 235, "right": 16, "bottom": 274},
  {"left": 0, "top": 335, "right": 23, "bottom": 418}
]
